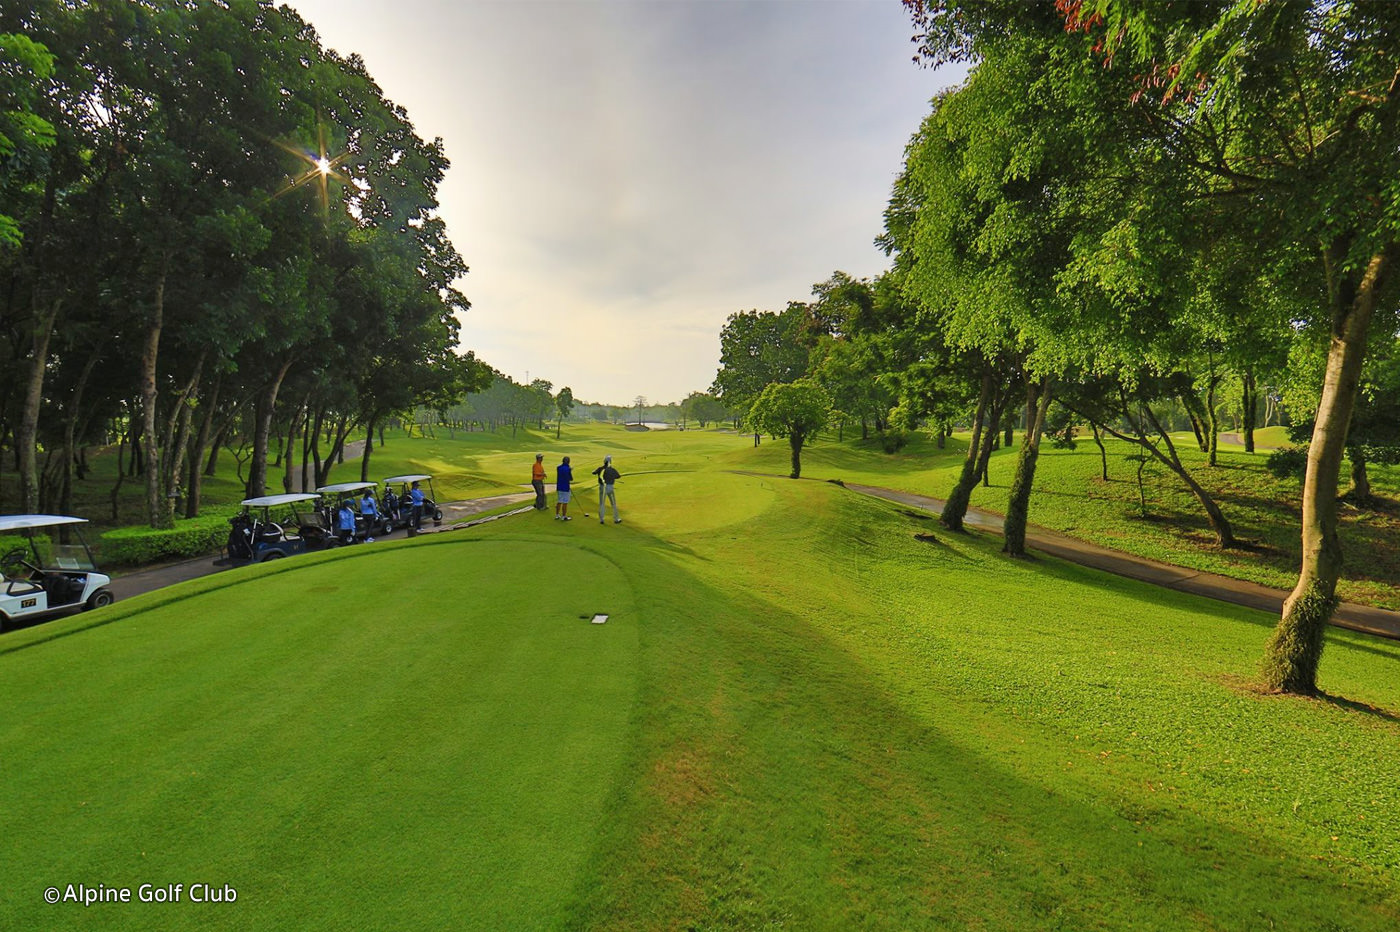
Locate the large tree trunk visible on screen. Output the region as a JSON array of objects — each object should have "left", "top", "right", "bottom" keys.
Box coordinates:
[
  {"left": 1347, "top": 446, "right": 1371, "bottom": 504},
  {"left": 942, "top": 368, "right": 992, "bottom": 533},
  {"left": 1181, "top": 389, "right": 1210, "bottom": 453},
  {"left": 1139, "top": 405, "right": 1235, "bottom": 548},
  {"left": 57, "top": 354, "right": 99, "bottom": 518},
  {"left": 283, "top": 404, "right": 302, "bottom": 493},
  {"left": 163, "top": 350, "right": 205, "bottom": 503},
  {"left": 788, "top": 428, "right": 805, "bottom": 479},
  {"left": 17, "top": 297, "right": 61, "bottom": 513},
  {"left": 1092, "top": 423, "right": 1109, "bottom": 481},
  {"left": 1241, "top": 369, "right": 1258, "bottom": 454},
  {"left": 976, "top": 386, "right": 1009, "bottom": 488},
  {"left": 1205, "top": 370, "right": 1221, "bottom": 467},
  {"left": 185, "top": 374, "right": 221, "bottom": 518},
  {"left": 359, "top": 415, "right": 377, "bottom": 482},
  {"left": 1003, "top": 379, "right": 1052, "bottom": 557},
  {"left": 141, "top": 258, "right": 172, "bottom": 529},
  {"left": 1264, "top": 246, "right": 1393, "bottom": 695},
  {"left": 245, "top": 356, "right": 295, "bottom": 499},
  {"left": 315, "top": 415, "right": 354, "bottom": 487}
]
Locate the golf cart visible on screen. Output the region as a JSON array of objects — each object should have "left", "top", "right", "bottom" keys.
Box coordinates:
[
  {"left": 0, "top": 515, "right": 114, "bottom": 629},
  {"left": 315, "top": 481, "right": 389, "bottom": 542},
  {"left": 381, "top": 474, "right": 444, "bottom": 531},
  {"left": 227, "top": 493, "right": 339, "bottom": 563}
]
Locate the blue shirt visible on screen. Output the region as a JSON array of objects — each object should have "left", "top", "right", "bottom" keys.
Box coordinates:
[
  {"left": 556, "top": 464, "right": 573, "bottom": 492},
  {"left": 410, "top": 488, "right": 425, "bottom": 505},
  {"left": 337, "top": 507, "right": 356, "bottom": 531},
  {"left": 360, "top": 495, "right": 377, "bottom": 515}
]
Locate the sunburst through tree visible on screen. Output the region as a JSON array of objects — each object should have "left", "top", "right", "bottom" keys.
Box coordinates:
[{"left": 270, "top": 119, "right": 351, "bottom": 215}]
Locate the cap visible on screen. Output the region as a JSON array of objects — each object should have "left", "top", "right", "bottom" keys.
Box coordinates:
[
  {"left": 604, "top": 455, "right": 612, "bottom": 464},
  {"left": 536, "top": 453, "right": 544, "bottom": 460}
]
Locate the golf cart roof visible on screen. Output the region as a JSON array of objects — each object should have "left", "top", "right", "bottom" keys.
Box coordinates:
[
  {"left": 241, "top": 493, "right": 321, "bottom": 508},
  {"left": 316, "top": 482, "right": 377, "bottom": 495},
  {"left": 0, "top": 514, "right": 90, "bottom": 532},
  {"left": 383, "top": 474, "right": 431, "bottom": 484}
]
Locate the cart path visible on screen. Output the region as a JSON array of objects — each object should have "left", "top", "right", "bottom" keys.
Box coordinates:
[
  {"left": 106, "top": 492, "right": 535, "bottom": 602},
  {"left": 840, "top": 481, "right": 1400, "bottom": 641}
]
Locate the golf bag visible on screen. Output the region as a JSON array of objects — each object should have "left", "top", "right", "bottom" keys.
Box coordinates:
[{"left": 227, "top": 514, "right": 255, "bottom": 561}]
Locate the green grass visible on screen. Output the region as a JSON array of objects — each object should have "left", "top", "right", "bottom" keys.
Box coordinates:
[
  {"left": 755, "top": 427, "right": 1400, "bottom": 610},
  {"left": 3, "top": 425, "right": 1400, "bottom": 929}
]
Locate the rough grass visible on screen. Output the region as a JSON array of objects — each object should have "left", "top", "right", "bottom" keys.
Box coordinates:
[{"left": 3, "top": 426, "right": 1400, "bottom": 929}]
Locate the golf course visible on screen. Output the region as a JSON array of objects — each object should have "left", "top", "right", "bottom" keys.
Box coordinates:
[{"left": 3, "top": 424, "right": 1398, "bottom": 930}]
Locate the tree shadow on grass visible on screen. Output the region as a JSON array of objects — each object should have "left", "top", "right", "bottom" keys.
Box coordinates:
[{"left": 569, "top": 536, "right": 1400, "bottom": 931}]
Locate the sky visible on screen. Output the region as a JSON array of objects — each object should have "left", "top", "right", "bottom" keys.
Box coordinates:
[{"left": 286, "top": 0, "right": 965, "bottom": 405}]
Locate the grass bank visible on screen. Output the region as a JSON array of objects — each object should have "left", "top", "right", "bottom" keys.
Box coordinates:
[{"left": 745, "top": 426, "right": 1400, "bottom": 610}]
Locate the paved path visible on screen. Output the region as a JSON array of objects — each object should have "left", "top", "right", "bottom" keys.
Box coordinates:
[
  {"left": 107, "top": 491, "right": 536, "bottom": 602},
  {"left": 844, "top": 482, "right": 1400, "bottom": 642}
]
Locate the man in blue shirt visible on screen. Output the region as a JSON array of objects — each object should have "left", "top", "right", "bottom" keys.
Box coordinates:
[
  {"left": 359, "top": 489, "right": 379, "bottom": 542},
  {"left": 554, "top": 456, "right": 574, "bottom": 521},
  {"left": 409, "top": 481, "right": 425, "bottom": 530},
  {"left": 336, "top": 500, "right": 357, "bottom": 544}
]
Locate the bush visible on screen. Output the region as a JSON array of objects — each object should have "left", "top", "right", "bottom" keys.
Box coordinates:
[
  {"left": 879, "top": 429, "right": 909, "bottom": 454},
  {"left": 1266, "top": 447, "right": 1308, "bottom": 481},
  {"left": 100, "top": 513, "right": 234, "bottom": 566}
]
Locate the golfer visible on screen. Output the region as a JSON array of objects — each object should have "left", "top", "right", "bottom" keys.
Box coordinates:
[
  {"left": 554, "top": 456, "right": 574, "bottom": 521},
  {"left": 359, "top": 488, "right": 379, "bottom": 542},
  {"left": 409, "top": 480, "right": 425, "bottom": 530},
  {"left": 336, "top": 499, "right": 357, "bottom": 544},
  {"left": 532, "top": 453, "right": 547, "bottom": 510},
  {"left": 592, "top": 455, "right": 622, "bottom": 525}
]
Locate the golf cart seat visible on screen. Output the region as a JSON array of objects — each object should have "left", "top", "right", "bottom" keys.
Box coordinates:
[
  {"left": 253, "top": 523, "right": 283, "bottom": 544},
  {"left": 42, "top": 574, "right": 83, "bottom": 602}
]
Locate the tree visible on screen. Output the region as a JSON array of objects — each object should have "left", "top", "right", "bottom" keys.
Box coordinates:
[
  {"left": 747, "top": 379, "right": 832, "bottom": 479},
  {"left": 1064, "top": 0, "right": 1400, "bottom": 694},
  {"left": 711, "top": 306, "right": 810, "bottom": 415},
  {"left": 680, "top": 391, "right": 727, "bottom": 429},
  {"left": 554, "top": 386, "right": 574, "bottom": 439},
  {"left": 0, "top": 32, "right": 56, "bottom": 248}
]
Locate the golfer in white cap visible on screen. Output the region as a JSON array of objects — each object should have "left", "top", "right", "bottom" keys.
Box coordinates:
[{"left": 592, "top": 455, "right": 622, "bottom": 524}]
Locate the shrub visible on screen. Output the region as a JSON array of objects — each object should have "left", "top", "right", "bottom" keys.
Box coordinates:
[
  {"left": 1266, "top": 447, "right": 1308, "bottom": 481},
  {"left": 100, "top": 513, "right": 234, "bottom": 566},
  {"left": 879, "top": 429, "right": 909, "bottom": 454}
]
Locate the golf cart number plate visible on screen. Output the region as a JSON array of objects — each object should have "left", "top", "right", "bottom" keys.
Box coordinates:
[{"left": 21, "top": 598, "right": 36, "bottom": 608}]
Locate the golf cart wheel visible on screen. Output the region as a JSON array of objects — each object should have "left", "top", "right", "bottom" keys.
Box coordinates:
[
  {"left": 260, "top": 550, "right": 286, "bottom": 561},
  {"left": 86, "top": 589, "right": 115, "bottom": 611},
  {"left": 433, "top": 509, "right": 443, "bottom": 525}
]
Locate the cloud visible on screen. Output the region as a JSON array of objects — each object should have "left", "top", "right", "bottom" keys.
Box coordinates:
[{"left": 290, "top": 0, "right": 963, "bottom": 403}]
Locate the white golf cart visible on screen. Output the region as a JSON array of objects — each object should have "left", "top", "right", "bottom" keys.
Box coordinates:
[
  {"left": 226, "top": 493, "right": 339, "bottom": 563},
  {"left": 381, "top": 474, "right": 444, "bottom": 532},
  {"left": 315, "top": 481, "right": 388, "bottom": 541},
  {"left": 0, "top": 515, "right": 114, "bottom": 629}
]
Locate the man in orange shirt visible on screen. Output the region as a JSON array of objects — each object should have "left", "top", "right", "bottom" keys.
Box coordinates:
[{"left": 531, "top": 453, "right": 547, "bottom": 510}]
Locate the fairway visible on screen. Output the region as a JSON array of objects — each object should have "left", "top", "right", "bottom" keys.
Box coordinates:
[
  {"left": 3, "top": 426, "right": 1400, "bottom": 930},
  {"left": 0, "top": 539, "right": 638, "bottom": 930}
]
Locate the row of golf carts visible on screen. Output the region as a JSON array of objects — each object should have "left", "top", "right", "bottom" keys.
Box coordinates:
[
  {"left": 227, "top": 474, "right": 445, "bottom": 563},
  {"left": 0, "top": 475, "right": 447, "bottom": 630}
]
